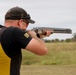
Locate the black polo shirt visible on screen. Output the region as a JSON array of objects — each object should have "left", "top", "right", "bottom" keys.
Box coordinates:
[{"left": 0, "top": 25, "right": 32, "bottom": 75}]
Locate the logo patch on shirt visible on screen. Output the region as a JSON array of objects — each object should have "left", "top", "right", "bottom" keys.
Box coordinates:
[{"left": 24, "top": 33, "right": 29, "bottom": 38}]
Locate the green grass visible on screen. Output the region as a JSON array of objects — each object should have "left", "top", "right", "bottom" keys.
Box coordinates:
[
  {"left": 22, "top": 42, "right": 76, "bottom": 65},
  {"left": 21, "top": 42, "right": 76, "bottom": 75}
]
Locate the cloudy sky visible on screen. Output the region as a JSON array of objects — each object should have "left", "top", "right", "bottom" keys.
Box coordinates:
[{"left": 0, "top": 0, "right": 76, "bottom": 40}]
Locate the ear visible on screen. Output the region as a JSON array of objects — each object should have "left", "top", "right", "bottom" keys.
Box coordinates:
[
  {"left": 17, "top": 19, "right": 23, "bottom": 27},
  {"left": 17, "top": 20, "right": 20, "bottom": 26}
]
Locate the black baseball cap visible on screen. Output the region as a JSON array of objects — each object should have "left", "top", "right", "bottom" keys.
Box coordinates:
[{"left": 5, "top": 6, "right": 35, "bottom": 24}]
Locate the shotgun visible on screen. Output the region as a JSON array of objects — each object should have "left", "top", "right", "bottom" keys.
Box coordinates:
[{"left": 32, "top": 27, "right": 72, "bottom": 34}]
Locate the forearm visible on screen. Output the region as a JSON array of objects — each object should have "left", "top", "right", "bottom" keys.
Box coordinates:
[{"left": 32, "top": 35, "right": 46, "bottom": 46}]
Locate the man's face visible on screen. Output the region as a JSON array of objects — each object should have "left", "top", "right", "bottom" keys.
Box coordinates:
[{"left": 19, "top": 19, "right": 29, "bottom": 30}]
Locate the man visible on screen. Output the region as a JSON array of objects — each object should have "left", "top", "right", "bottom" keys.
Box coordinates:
[{"left": 0, "top": 6, "right": 52, "bottom": 75}]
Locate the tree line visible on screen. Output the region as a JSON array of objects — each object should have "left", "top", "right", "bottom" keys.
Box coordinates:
[{"left": 44, "top": 33, "right": 76, "bottom": 43}]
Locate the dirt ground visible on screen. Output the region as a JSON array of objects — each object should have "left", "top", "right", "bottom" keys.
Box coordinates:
[{"left": 20, "top": 65, "right": 76, "bottom": 75}]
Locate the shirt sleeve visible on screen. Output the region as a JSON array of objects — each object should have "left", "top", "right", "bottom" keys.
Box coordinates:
[{"left": 13, "top": 28, "right": 32, "bottom": 49}]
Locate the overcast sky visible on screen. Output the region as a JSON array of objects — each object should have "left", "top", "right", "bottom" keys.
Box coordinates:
[{"left": 0, "top": 0, "right": 76, "bottom": 40}]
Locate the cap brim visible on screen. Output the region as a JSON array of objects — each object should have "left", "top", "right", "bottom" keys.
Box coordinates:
[{"left": 27, "top": 19, "right": 35, "bottom": 24}]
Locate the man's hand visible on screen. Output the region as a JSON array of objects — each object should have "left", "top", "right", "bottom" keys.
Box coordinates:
[
  {"left": 27, "top": 30, "right": 37, "bottom": 38},
  {"left": 39, "top": 30, "right": 53, "bottom": 38}
]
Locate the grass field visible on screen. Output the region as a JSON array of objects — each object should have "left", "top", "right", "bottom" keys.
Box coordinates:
[
  {"left": 22, "top": 42, "right": 76, "bottom": 65},
  {"left": 21, "top": 42, "right": 76, "bottom": 75}
]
